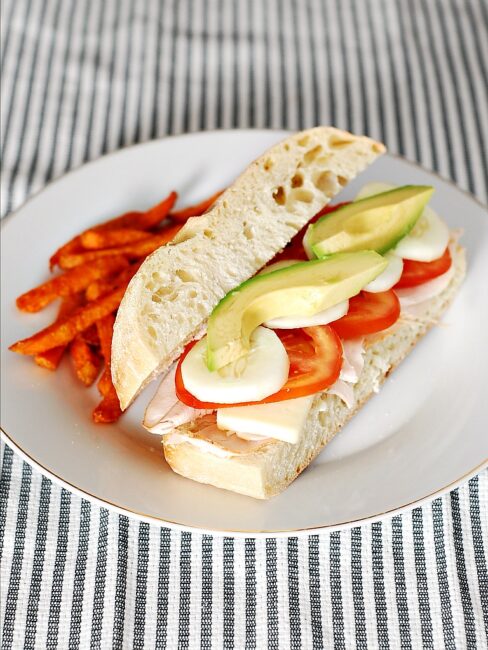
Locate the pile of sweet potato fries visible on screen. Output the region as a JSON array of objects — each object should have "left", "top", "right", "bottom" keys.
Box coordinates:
[{"left": 9, "top": 189, "right": 223, "bottom": 423}]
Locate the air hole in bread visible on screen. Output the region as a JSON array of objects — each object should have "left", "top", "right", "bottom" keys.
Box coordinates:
[
  {"left": 290, "top": 172, "right": 304, "bottom": 188},
  {"left": 329, "top": 135, "right": 354, "bottom": 148},
  {"left": 263, "top": 158, "right": 274, "bottom": 171},
  {"left": 313, "top": 171, "right": 339, "bottom": 196},
  {"left": 337, "top": 175, "right": 347, "bottom": 187},
  {"left": 175, "top": 269, "right": 196, "bottom": 283},
  {"left": 272, "top": 186, "right": 286, "bottom": 206},
  {"left": 284, "top": 219, "right": 302, "bottom": 229},
  {"left": 243, "top": 224, "right": 254, "bottom": 240},
  {"left": 284, "top": 144, "right": 290, "bottom": 151},
  {"left": 297, "top": 135, "right": 310, "bottom": 147},
  {"left": 203, "top": 229, "right": 216, "bottom": 239},
  {"left": 151, "top": 294, "right": 162, "bottom": 303},
  {"left": 148, "top": 325, "right": 157, "bottom": 340},
  {"left": 304, "top": 145, "right": 323, "bottom": 165},
  {"left": 290, "top": 188, "right": 314, "bottom": 203},
  {"left": 154, "top": 285, "right": 174, "bottom": 297},
  {"left": 372, "top": 143, "right": 384, "bottom": 153},
  {"left": 316, "top": 154, "right": 332, "bottom": 166},
  {"left": 173, "top": 232, "right": 194, "bottom": 244}
]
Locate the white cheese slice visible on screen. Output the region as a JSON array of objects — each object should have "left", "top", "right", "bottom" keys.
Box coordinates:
[{"left": 216, "top": 394, "right": 314, "bottom": 444}]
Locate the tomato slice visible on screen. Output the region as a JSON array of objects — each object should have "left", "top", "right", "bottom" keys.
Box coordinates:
[
  {"left": 331, "top": 290, "right": 401, "bottom": 339},
  {"left": 272, "top": 201, "right": 351, "bottom": 263},
  {"left": 394, "top": 247, "right": 452, "bottom": 288},
  {"left": 175, "top": 325, "right": 343, "bottom": 409}
]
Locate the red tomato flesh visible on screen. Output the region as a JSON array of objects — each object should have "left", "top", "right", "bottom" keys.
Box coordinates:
[
  {"left": 175, "top": 325, "right": 343, "bottom": 409},
  {"left": 331, "top": 290, "right": 401, "bottom": 339},
  {"left": 394, "top": 247, "right": 452, "bottom": 288}
]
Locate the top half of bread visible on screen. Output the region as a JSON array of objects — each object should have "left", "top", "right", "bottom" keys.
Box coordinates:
[{"left": 112, "top": 127, "right": 386, "bottom": 409}]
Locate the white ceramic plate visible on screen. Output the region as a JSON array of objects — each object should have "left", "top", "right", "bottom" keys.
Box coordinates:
[{"left": 2, "top": 130, "right": 487, "bottom": 536}]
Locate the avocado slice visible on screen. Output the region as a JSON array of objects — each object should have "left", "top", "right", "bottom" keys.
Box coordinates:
[
  {"left": 206, "top": 251, "right": 387, "bottom": 370},
  {"left": 307, "top": 185, "right": 434, "bottom": 258}
]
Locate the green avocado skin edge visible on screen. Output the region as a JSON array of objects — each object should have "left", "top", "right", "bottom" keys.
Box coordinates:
[
  {"left": 205, "top": 251, "right": 387, "bottom": 371},
  {"left": 309, "top": 185, "right": 434, "bottom": 257}
]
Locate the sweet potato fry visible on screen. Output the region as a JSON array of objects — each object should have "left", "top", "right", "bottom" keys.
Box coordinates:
[
  {"left": 136, "top": 191, "right": 178, "bottom": 229},
  {"left": 10, "top": 285, "right": 127, "bottom": 355},
  {"left": 33, "top": 294, "right": 84, "bottom": 370},
  {"left": 90, "top": 192, "right": 177, "bottom": 233},
  {"left": 34, "top": 346, "right": 66, "bottom": 371},
  {"left": 85, "top": 261, "right": 143, "bottom": 301},
  {"left": 17, "top": 256, "right": 129, "bottom": 312},
  {"left": 49, "top": 236, "right": 83, "bottom": 270},
  {"left": 49, "top": 192, "right": 178, "bottom": 269},
  {"left": 96, "top": 315, "right": 117, "bottom": 395},
  {"left": 97, "top": 368, "right": 113, "bottom": 397},
  {"left": 80, "top": 228, "right": 151, "bottom": 250},
  {"left": 81, "top": 324, "right": 100, "bottom": 347},
  {"left": 86, "top": 279, "right": 113, "bottom": 301},
  {"left": 50, "top": 217, "right": 140, "bottom": 269},
  {"left": 95, "top": 210, "right": 144, "bottom": 231},
  {"left": 58, "top": 225, "right": 182, "bottom": 269},
  {"left": 92, "top": 395, "right": 122, "bottom": 423},
  {"left": 27, "top": 191, "right": 180, "bottom": 423},
  {"left": 70, "top": 335, "right": 101, "bottom": 386},
  {"left": 169, "top": 190, "right": 224, "bottom": 222},
  {"left": 93, "top": 314, "right": 122, "bottom": 422},
  {"left": 96, "top": 313, "right": 115, "bottom": 364},
  {"left": 94, "top": 370, "right": 121, "bottom": 418}
]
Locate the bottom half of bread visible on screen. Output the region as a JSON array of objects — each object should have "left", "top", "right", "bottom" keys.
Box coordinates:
[{"left": 162, "top": 247, "right": 466, "bottom": 499}]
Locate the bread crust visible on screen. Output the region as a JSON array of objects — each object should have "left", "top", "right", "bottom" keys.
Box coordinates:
[
  {"left": 112, "top": 127, "right": 385, "bottom": 409},
  {"left": 162, "top": 246, "right": 466, "bottom": 499}
]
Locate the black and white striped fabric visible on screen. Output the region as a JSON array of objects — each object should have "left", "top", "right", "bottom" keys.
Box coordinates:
[{"left": 1, "top": 0, "right": 487, "bottom": 647}]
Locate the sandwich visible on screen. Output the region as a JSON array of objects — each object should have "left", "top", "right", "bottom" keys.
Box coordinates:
[{"left": 112, "top": 127, "right": 465, "bottom": 499}]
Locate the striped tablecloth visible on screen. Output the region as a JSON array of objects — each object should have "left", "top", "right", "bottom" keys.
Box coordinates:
[{"left": 1, "top": 1, "right": 487, "bottom": 647}]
